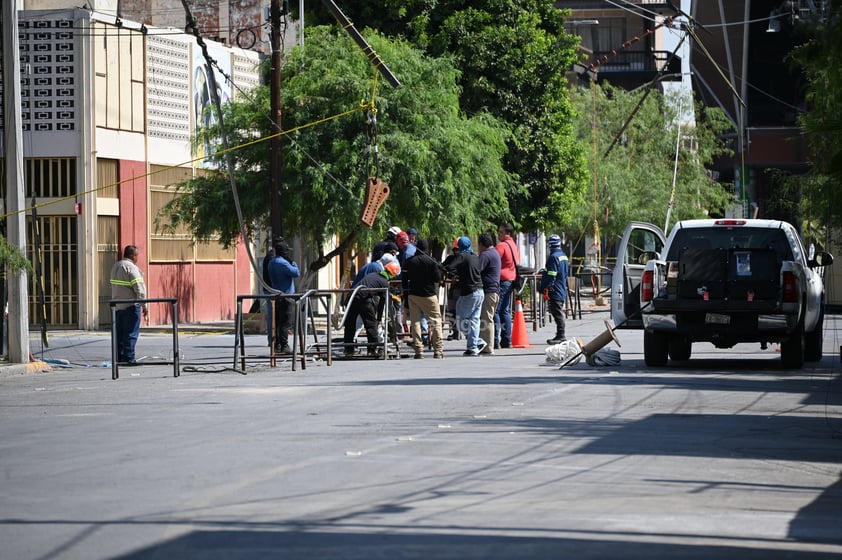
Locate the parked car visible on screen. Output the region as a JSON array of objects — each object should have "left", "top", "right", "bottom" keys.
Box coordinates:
[{"left": 612, "top": 219, "right": 833, "bottom": 368}]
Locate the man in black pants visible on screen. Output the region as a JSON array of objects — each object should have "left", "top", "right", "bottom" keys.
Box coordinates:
[
  {"left": 540, "top": 234, "right": 569, "bottom": 344},
  {"left": 344, "top": 261, "right": 401, "bottom": 357}
]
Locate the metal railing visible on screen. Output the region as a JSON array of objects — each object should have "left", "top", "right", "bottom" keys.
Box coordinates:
[
  {"left": 233, "top": 293, "right": 308, "bottom": 372},
  {"left": 519, "top": 267, "right": 616, "bottom": 328},
  {"left": 591, "top": 50, "right": 681, "bottom": 75},
  {"left": 109, "top": 298, "right": 179, "bottom": 380},
  {"left": 233, "top": 286, "right": 399, "bottom": 371},
  {"left": 333, "top": 286, "right": 395, "bottom": 360}
]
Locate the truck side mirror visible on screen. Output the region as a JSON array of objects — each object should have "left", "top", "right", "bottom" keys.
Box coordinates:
[{"left": 808, "top": 251, "right": 834, "bottom": 268}]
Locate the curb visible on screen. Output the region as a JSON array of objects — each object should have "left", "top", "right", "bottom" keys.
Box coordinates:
[{"left": 0, "top": 361, "right": 52, "bottom": 376}]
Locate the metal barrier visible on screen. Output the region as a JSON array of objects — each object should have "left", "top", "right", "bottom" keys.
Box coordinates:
[
  {"left": 566, "top": 276, "right": 582, "bottom": 320},
  {"left": 575, "top": 267, "right": 613, "bottom": 305},
  {"left": 233, "top": 286, "right": 399, "bottom": 371},
  {"left": 439, "top": 279, "right": 458, "bottom": 339},
  {"left": 517, "top": 273, "right": 544, "bottom": 331},
  {"left": 443, "top": 273, "right": 546, "bottom": 335},
  {"left": 109, "top": 298, "right": 179, "bottom": 380},
  {"left": 296, "top": 289, "right": 332, "bottom": 368},
  {"left": 334, "top": 286, "right": 395, "bottom": 359},
  {"left": 233, "top": 293, "right": 309, "bottom": 371},
  {"left": 439, "top": 267, "right": 613, "bottom": 339},
  {"left": 518, "top": 272, "right": 590, "bottom": 325},
  {"left": 292, "top": 287, "right": 392, "bottom": 367}
]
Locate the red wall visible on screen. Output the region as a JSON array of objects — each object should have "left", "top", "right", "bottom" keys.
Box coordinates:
[
  {"left": 118, "top": 159, "right": 253, "bottom": 326},
  {"left": 147, "top": 258, "right": 245, "bottom": 325},
  {"left": 193, "top": 261, "right": 240, "bottom": 322},
  {"left": 118, "top": 160, "right": 149, "bottom": 260},
  {"left": 148, "top": 263, "right": 193, "bottom": 324}
]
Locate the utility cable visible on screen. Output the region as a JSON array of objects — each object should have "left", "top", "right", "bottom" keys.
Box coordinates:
[
  {"left": 181, "top": 0, "right": 277, "bottom": 296},
  {"left": 603, "top": 0, "right": 662, "bottom": 25},
  {"left": 685, "top": 24, "right": 745, "bottom": 108},
  {"left": 602, "top": 28, "right": 688, "bottom": 158},
  {"left": 587, "top": 16, "right": 675, "bottom": 76},
  {"left": 0, "top": 106, "right": 367, "bottom": 221}
]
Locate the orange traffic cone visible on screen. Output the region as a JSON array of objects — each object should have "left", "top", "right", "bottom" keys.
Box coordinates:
[{"left": 511, "top": 299, "right": 533, "bottom": 348}]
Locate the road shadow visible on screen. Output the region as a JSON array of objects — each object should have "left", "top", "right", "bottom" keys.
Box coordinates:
[
  {"left": 789, "top": 474, "right": 842, "bottom": 543},
  {"left": 109, "top": 527, "right": 842, "bottom": 559}
]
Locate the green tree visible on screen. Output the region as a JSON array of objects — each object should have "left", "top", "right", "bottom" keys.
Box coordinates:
[
  {"left": 0, "top": 235, "right": 32, "bottom": 275},
  {"left": 567, "top": 82, "right": 735, "bottom": 246},
  {"left": 160, "top": 27, "right": 513, "bottom": 266},
  {"left": 309, "top": 0, "right": 589, "bottom": 232},
  {"left": 788, "top": 2, "right": 842, "bottom": 234}
]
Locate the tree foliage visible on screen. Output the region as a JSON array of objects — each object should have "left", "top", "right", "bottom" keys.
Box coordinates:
[
  {"left": 159, "top": 27, "right": 513, "bottom": 256},
  {"left": 0, "top": 235, "right": 32, "bottom": 275},
  {"left": 788, "top": 2, "right": 842, "bottom": 233},
  {"left": 567, "top": 82, "right": 735, "bottom": 247},
  {"left": 308, "top": 0, "right": 589, "bottom": 232}
]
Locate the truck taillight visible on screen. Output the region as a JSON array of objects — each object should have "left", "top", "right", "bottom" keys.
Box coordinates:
[
  {"left": 782, "top": 271, "right": 797, "bottom": 302},
  {"left": 641, "top": 270, "right": 654, "bottom": 302}
]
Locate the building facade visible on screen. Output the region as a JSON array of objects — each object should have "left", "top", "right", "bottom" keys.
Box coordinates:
[
  {"left": 557, "top": 1, "right": 683, "bottom": 89},
  {"left": 559, "top": 1, "right": 839, "bottom": 304},
  {"left": 1, "top": 7, "right": 264, "bottom": 328}
]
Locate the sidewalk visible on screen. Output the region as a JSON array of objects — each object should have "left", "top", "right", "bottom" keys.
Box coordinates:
[{"left": 2, "top": 305, "right": 617, "bottom": 376}]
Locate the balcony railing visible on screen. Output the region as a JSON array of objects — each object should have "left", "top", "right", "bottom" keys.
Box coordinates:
[{"left": 587, "top": 50, "right": 681, "bottom": 80}]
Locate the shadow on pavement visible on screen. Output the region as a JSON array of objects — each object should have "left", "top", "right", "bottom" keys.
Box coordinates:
[{"left": 110, "top": 528, "right": 842, "bottom": 559}]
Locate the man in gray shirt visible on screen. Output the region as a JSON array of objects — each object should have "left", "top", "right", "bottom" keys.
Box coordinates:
[{"left": 110, "top": 245, "right": 147, "bottom": 365}]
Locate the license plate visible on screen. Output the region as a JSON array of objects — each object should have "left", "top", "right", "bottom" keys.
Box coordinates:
[{"left": 706, "top": 313, "right": 730, "bottom": 325}]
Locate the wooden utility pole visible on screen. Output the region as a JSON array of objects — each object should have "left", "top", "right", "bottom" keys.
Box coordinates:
[{"left": 269, "top": 0, "right": 284, "bottom": 238}]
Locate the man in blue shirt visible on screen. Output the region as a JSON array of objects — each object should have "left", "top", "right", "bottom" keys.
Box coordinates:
[
  {"left": 540, "top": 234, "right": 569, "bottom": 344},
  {"left": 268, "top": 239, "right": 300, "bottom": 354}
]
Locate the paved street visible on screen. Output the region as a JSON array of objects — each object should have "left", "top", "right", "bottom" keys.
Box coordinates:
[{"left": 2, "top": 308, "right": 841, "bottom": 559}]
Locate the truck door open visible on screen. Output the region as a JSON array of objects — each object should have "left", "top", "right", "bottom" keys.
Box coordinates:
[{"left": 612, "top": 222, "right": 665, "bottom": 329}]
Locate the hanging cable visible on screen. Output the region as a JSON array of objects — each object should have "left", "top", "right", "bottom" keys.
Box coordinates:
[
  {"left": 363, "top": 72, "right": 381, "bottom": 180},
  {"left": 664, "top": 98, "right": 683, "bottom": 232},
  {"left": 180, "top": 0, "right": 275, "bottom": 294},
  {"left": 587, "top": 16, "right": 674, "bottom": 75},
  {"left": 591, "top": 80, "right": 603, "bottom": 303},
  {"left": 603, "top": 29, "right": 688, "bottom": 158}
]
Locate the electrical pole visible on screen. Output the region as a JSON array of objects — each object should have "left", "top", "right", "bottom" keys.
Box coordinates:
[
  {"left": 2, "top": 0, "right": 31, "bottom": 363},
  {"left": 269, "top": 0, "right": 284, "bottom": 239}
]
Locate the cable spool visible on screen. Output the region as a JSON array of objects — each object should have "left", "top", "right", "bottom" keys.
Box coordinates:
[{"left": 577, "top": 319, "right": 621, "bottom": 357}]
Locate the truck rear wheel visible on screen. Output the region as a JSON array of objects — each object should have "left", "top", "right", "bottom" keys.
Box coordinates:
[
  {"left": 781, "top": 322, "right": 804, "bottom": 369},
  {"left": 804, "top": 308, "right": 824, "bottom": 362},
  {"left": 644, "top": 331, "right": 669, "bottom": 366},
  {"left": 668, "top": 336, "right": 692, "bottom": 361}
]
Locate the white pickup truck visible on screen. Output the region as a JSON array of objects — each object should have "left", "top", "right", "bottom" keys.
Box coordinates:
[{"left": 611, "top": 219, "right": 834, "bottom": 368}]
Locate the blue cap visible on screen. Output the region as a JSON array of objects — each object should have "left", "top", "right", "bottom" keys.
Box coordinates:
[
  {"left": 548, "top": 234, "right": 562, "bottom": 248},
  {"left": 457, "top": 236, "right": 472, "bottom": 252},
  {"left": 407, "top": 227, "right": 418, "bottom": 235}
]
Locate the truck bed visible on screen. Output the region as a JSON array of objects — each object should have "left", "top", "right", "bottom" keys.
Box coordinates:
[{"left": 661, "top": 247, "right": 780, "bottom": 305}]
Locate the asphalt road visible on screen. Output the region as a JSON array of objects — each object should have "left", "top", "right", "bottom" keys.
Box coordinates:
[{"left": 2, "top": 309, "right": 841, "bottom": 559}]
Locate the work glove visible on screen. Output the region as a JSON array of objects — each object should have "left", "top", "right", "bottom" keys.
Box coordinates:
[{"left": 542, "top": 288, "right": 550, "bottom": 301}]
